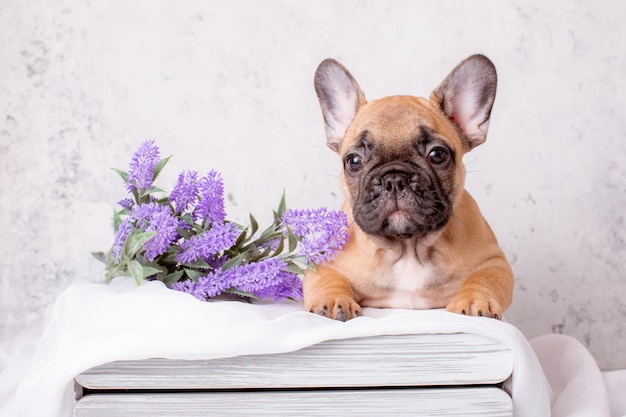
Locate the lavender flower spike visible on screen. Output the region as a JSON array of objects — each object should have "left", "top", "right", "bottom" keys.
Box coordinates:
[
  {"left": 126, "top": 140, "right": 160, "bottom": 193},
  {"left": 193, "top": 170, "right": 226, "bottom": 225},
  {"left": 117, "top": 198, "right": 134, "bottom": 210},
  {"left": 131, "top": 203, "right": 179, "bottom": 261},
  {"left": 229, "top": 258, "right": 288, "bottom": 295},
  {"left": 110, "top": 218, "right": 133, "bottom": 263},
  {"left": 281, "top": 208, "right": 349, "bottom": 264},
  {"left": 176, "top": 222, "right": 241, "bottom": 264},
  {"left": 172, "top": 258, "right": 303, "bottom": 302},
  {"left": 252, "top": 271, "right": 303, "bottom": 301},
  {"left": 171, "top": 269, "right": 236, "bottom": 300},
  {"left": 170, "top": 279, "right": 208, "bottom": 301},
  {"left": 170, "top": 170, "right": 200, "bottom": 214}
]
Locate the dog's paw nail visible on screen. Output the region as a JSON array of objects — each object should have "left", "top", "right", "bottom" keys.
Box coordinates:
[
  {"left": 355, "top": 310, "right": 363, "bottom": 317},
  {"left": 335, "top": 311, "right": 347, "bottom": 322},
  {"left": 334, "top": 305, "right": 348, "bottom": 322},
  {"left": 315, "top": 305, "right": 329, "bottom": 316},
  {"left": 478, "top": 310, "right": 484, "bottom": 317},
  {"left": 461, "top": 309, "right": 467, "bottom": 315},
  {"left": 494, "top": 313, "right": 500, "bottom": 320}
]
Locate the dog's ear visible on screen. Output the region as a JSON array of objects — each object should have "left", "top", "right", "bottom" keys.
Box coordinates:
[
  {"left": 431, "top": 55, "right": 497, "bottom": 150},
  {"left": 314, "top": 59, "right": 367, "bottom": 152}
]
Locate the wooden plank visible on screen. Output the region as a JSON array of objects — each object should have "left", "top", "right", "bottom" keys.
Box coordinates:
[
  {"left": 73, "top": 388, "right": 513, "bottom": 417},
  {"left": 75, "top": 333, "right": 513, "bottom": 390}
]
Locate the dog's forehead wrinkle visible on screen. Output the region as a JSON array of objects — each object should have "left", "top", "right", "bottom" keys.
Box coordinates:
[
  {"left": 412, "top": 127, "right": 436, "bottom": 154},
  {"left": 352, "top": 130, "right": 374, "bottom": 154}
]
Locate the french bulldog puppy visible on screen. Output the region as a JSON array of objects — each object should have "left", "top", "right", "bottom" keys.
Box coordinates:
[{"left": 304, "top": 55, "right": 514, "bottom": 321}]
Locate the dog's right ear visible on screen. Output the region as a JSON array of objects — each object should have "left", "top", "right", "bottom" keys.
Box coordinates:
[{"left": 314, "top": 59, "right": 367, "bottom": 152}]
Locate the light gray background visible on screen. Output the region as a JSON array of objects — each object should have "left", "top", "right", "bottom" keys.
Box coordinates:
[{"left": 1, "top": 1, "right": 625, "bottom": 370}]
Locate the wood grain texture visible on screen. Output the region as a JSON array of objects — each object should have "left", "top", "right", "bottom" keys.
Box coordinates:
[
  {"left": 75, "top": 333, "right": 513, "bottom": 390},
  {"left": 73, "top": 388, "right": 513, "bottom": 417}
]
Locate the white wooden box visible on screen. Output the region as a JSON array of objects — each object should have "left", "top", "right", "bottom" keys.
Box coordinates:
[{"left": 73, "top": 333, "right": 514, "bottom": 417}]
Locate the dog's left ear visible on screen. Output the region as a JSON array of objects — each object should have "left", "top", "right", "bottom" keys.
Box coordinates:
[
  {"left": 314, "top": 59, "right": 367, "bottom": 153},
  {"left": 431, "top": 54, "right": 497, "bottom": 150}
]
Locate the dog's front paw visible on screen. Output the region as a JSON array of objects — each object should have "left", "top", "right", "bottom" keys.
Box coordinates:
[
  {"left": 308, "top": 296, "right": 363, "bottom": 321},
  {"left": 446, "top": 291, "right": 503, "bottom": 320}
]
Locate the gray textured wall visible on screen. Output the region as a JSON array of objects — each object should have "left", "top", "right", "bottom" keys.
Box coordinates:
[{"left": 1, "top": 1, "right": 625, "bottom": 369}]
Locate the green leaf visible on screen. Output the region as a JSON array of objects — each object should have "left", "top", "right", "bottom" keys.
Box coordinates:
[
  {"left": 233, "top": 226, "right": 249, "bottom": 249},
  {"left": 179, "top": 260, "right": 211, "bottom": 270},
  {"left": 276, "top": 191, "right": 287, "bottom": 218},
  {"left": 249, "top": 213, "right": 259, "bottom": 236},
  {"left": 142, "top": 266, "right": 162, "bottom": 279},
  {"left": 153, "top": 193, "right": 170, "bottom": 203},
  {"left": 160, "top": 250, "right": 180, "bottom": 266},
  {"left": 152, "top": 186, "right": 168, "bottom": 195},
  {"left": 104, "top": 248, "right": 116, "bottom": 270},
  {"left": 104, "top": 264, "right": 129, "bottom": 283},
  {"left": 289, "top": 255, "right": 310, "bottom": 268},
  {"left": 287, "top": 226, "right": 299, "bottom": 253},
  {"left": 164, "top": 270, "right": 184, "bottom": 286},
  {"left": 138, "top": 187, "right": 163, "bottom": 201},
  {"left": 225, "top": 288, "right": 256, "bottom": 301},
  {"left": 91, "top": 251, "right": 106, "bottom": 263},
  {"left": 112, "top": 209, "right": 128, "bottom": 232},
  {"left": 125, "top": 261, "right": 161, "bottom": 285},
  {"left": 221, "top": 251, "right": 248, "bottom": 271},
  {"left": 177, "top": 227, "right": 193, "bottom": 240},
  {"left": 153, "top": 155, "right": 172, "bottom": 182},
  {"left": 180, "top": 213, "right": 195, "bottom": 226},
  {"left": 297, "top": 255, "right": 311, "bottom": 264},
  {"left": 254, "top": 242, "right": 274, "bottom": 261},
  {"left": 183, "top": 268, "right": 204, "bottom": 281},
  {"left": 125, "top": 231, "right": 157, "bottom": 257},
  {"left": 127, "top": 260, "right": 145, "bottom": 285},
  {"left": 111, "top": 168, "right": 128, "bottom": 182},
  {"left": 258, "top": 223, "right": 278, "bottom": 242},
  {"left": 285, "top": 261, "right": 306, "bottom": 276},
  {"left": 131, "top": 188, "right": 140, "bottom": 204},
  {"left": 271, "top": 235, "right": 285, "bottom": 257}
]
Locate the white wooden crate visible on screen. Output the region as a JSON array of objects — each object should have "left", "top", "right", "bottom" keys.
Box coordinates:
[{"left": 73, "top": 333, "right": 514, "bottom": 417}]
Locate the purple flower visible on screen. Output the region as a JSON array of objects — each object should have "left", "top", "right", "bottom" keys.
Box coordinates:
[
  {"left": 117, "top": 198, "right": 135, "bottom": 210},
  {"left": 281, "top": 208, "right": 349, "bottom": 264},
  {"left": 251, "top": 271, "right": 303, "bottom": 301},
  {"left": 170, "top": 170, "right": 200, "bottom": 214},
  {"left": 198, "top": 270, "right": 236, "bottom": 298},
  {"left": 131, "top": 203, "right": 179, "bottom": 261},
  {"left": 231, "top": 258, "right": 301, "bottom": 300},
  {"left": 170, "top": 279, "right": 209, "bottom": 301},
  {"left": 170, "top": 258, "right": 303, "bottom": 301},
  {"left": 110, "top": 218, "right": 133, "bottom": 263},
  {"left": 171, "top": 269, "right": 235, "bottom": 301},
  {"left": 126, "top": 140, "right": 160, "bottom": 193},
  {"left": 176, "top": 222, "right": 241, "bottom": 264},
  {"left": 193, "top": 170, "right": 226, "bottom": 225}
]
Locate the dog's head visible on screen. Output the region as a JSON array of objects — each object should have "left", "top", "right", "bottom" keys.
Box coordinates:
[{"left": 314, "top": 55, "right": 497, "bottom": 240}]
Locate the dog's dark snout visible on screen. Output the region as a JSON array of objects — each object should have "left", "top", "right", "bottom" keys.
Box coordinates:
[{"left": 383, "top": 172, "right": 409, "bottom": 197}]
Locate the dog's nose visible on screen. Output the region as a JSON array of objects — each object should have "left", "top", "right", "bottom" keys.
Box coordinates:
[{"left": 383, "top": 172, "right": 409, "bottom": 197}]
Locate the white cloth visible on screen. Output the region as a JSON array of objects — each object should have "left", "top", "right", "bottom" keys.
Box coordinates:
[{"left": 0, "top": 278, "right": 623, "bottom": 417}]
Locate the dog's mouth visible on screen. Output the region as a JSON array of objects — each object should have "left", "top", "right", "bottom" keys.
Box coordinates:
[
  {"left": 381, "top": 210, "right": 420, "bottom": 239},
  {"left": 353, "top": 166, "right": 451, "bottom": 240}
]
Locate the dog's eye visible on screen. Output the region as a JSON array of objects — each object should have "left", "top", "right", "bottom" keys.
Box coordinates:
[
  {"left": 428, "top": 147, "right": 450, "bottom": 165},
  {"left": 345, "top": 154, "right": 363, "bottom": 172}
]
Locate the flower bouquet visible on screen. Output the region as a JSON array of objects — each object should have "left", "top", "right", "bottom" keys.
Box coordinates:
[{"left": 92, "top": 140, "right": 349, "bottom": 302}]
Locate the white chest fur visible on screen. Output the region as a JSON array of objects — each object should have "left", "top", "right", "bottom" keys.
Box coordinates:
[{"left": 359, "top": 240, "right": 441, "bottom": 310}]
